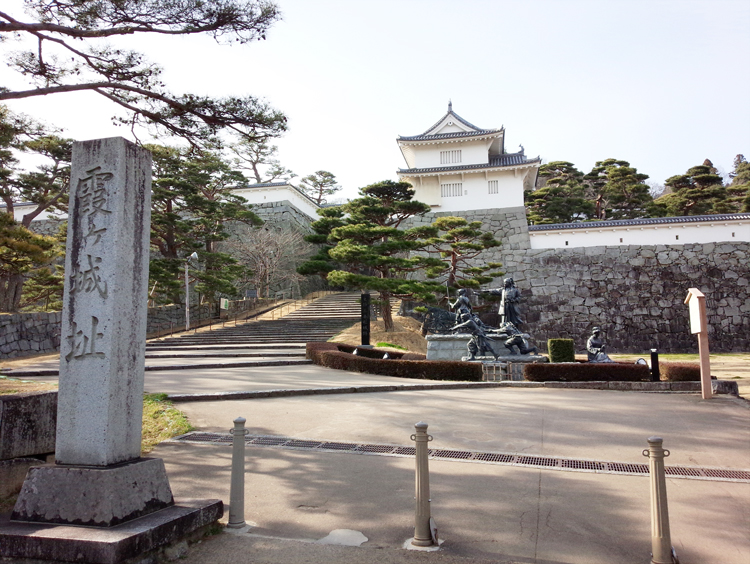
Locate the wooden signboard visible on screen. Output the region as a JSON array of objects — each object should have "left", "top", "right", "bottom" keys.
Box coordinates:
[{"left": 684, "top": 288, "right": 712, "bottom": 399}]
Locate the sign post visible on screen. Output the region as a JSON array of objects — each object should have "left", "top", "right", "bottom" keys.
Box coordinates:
[{"left": 684, "top": 288, "right": 712, "bottom": 400}]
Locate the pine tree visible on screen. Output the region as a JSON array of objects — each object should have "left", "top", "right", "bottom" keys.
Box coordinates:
[
  {"left": 313, "top": 180, "right": 444, "bottom": 331},
  {"left": 421, "top": 216, "right": 503, "bottom": 290},
  {"left": 727, "top": 155, "right": 750, "bottom": 213},
  {"left": 525, "top": 161, "right": 593, "bottom": 224},
  {"left": 584, "top": 159, "right": 653, "bottom": 220},
  {"left": 653, "top": 160, "right": 730, "bottom": 216}
]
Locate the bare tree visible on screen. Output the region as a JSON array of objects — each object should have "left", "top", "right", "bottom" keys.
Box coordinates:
[{"left": 222, "top": 224, "right": 313, "bottom": 298}]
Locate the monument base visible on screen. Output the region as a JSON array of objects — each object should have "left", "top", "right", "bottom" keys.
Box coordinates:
[
  {"left": 0, "top": 499, "right": 222, "bottom": 564},
  {"left": 461, "top": 354, "right": 549, "bottom": 363},
  {"left": 427, "top": 334, "right": 545, "bottom": 362},
  {"left": 11, "top": 458, "right": 173, "bottom": 527}
]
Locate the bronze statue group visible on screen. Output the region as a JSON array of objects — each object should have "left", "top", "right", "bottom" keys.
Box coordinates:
[{"left": 445, "top": 278, "right": 612, "bottom": 363}]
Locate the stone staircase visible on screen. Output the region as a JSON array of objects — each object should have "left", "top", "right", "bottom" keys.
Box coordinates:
[{"left": 147, "top": 292, "right": 361, "bottom": 349}]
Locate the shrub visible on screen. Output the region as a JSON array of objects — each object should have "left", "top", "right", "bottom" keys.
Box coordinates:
[
  {"left": 306, "top": 343, "right": 480, "bottom": 381},
  {"left": 524, "top": 362, "right": 649, "bottom": 382},
  {"left": 401, "top": 352, "right": 427, "bottom": 360},
  {"left": 548, "top": 339, "right": 575, "bottom": 363},
  {"left": 660, "top": 361, "right": 701, "bottom": 382}
]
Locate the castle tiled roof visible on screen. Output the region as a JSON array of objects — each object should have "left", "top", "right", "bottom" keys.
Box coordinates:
[
  {"left": 397, "top": 103, "right": 502, "bottom": 142},
  {"left": 399, "top": 152, "right": 540, "bottom": 175},
  {"left": 528, "top": 213, "right": 750, "bottom": 231}
]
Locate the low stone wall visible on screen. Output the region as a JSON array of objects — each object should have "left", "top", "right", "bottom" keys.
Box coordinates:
[
  {"left": 0, "top": 298, "right": 268, "bottom": 359},
  {"left": 0, "top": 391, "right": 57, "bottom": 460},
  {"left": 499, "top": 242, "right": 750, "bottom": 353},
  {"left": 0, "top": 312, "right": 61, "bottom": 358}
]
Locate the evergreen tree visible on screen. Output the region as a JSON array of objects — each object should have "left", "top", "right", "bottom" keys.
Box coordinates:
[
  {"left": 298, "top": 171, "right": 341, "bottom": 206},
  {"left": 228, "top": 138, "right": 295, "bottom": 184},
  {"left": 584, "top": 159, "right": 652, "bottom": 220},
  {"left": 525, "top": 161, "right": 593, "bottom": 224},
  {"left": 421, "top": 216, "right": 503, "bottom": 290},
  {"left": 148, "top": 144, "right": 262, "bottom": 306},
  {"left": 0, "top": 1, "right": 287, "bottom": 147},
  {"left": 652, "top": 159, "right": 731, "bottom": 216},
  {"left": 297, "top": 206, "right": 348, "bottom": 279},
  {"left": 315, "top": 180, "right": 444, "bottom": 331},
  {"left": 0, "top": 213, "right": 58, "bottom": 311},
  {"left": 727, "top": 155, "right": 750, "bottom": 213},
  {"left": 0, "top": 105, "right": 71, "bottom": 311}
]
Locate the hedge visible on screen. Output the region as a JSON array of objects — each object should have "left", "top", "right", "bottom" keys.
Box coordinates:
[
  {"left": 548, "top": 339, "right": 575, "bottom": 363},
  {"left": 306, "top": 342, "right": 481, "bottom": 381},
  {"left": 660, "top": 361, "right": 701, "bottom": 382},
  {"left": 524, "top": 362, "right": 649, "bottom": 382}
]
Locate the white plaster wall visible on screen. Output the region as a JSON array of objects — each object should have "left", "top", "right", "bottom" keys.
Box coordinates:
[
  {"left": 1, "top": 204, "right": 66, "bottom": 222},
  {"left": 529, "top": 220, "right": 750, "bottom": 248},
  {"left": 232, "top": 186, "right": 319, "bottom": 220},
  {"left": 410, "top": 139, "right": 490, "bottom": 168},
  {"left": 408, "top": 169, "right": 527, "bottom": 212}
]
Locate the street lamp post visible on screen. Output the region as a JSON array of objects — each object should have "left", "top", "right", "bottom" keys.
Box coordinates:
[{"left": 185, "top": 252, "right": 198, "bottom": 331}]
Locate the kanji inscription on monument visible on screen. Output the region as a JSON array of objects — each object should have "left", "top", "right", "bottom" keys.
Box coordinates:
[{"left": 56, "top": 137, "right": 153, "bottom": 466}]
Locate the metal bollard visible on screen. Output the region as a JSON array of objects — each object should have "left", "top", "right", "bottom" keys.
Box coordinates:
[
  {"left": 227, "top": 417, "right": 249, "bottom": 529},
  {"left": 411, "top": 421, "right": 436, "bottom": 547},
  {"left": 642, "top": 437, "right": 678, "bottom": 564},
  {"left": 650, "top": 349, "right": 660, "bottom": 382}
]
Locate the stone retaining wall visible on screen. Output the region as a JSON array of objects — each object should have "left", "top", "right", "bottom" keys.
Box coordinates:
[
  {"left": 0, "top": 298, "right": 266, "bottom": 359},
  {"left": 0, "top": 312, "right": 61, "bottom": 358},
  {"left": 498, "top": 242, "right": 750, "bottom": 353}
]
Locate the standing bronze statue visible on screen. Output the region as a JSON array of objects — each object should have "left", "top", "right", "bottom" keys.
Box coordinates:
[
  {"left": 586, "top": 327, "right": 614, "bottom": 363},
  {"left": 450, "top": 288, "right": 472, "bottom": 316},
  {"left": 484, "top": 277, "right": 523, "bottom": 327}
]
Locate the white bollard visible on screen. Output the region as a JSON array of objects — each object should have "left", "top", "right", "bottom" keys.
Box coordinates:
[
  {"left": 227, "top": 417, "right": 249, "bottom": 529},
  {"left": 643, "top": 436, "right": 679, "bottom": 564},
  {"left": 411, "top": 421, "right": 436, "bottom": 547}
]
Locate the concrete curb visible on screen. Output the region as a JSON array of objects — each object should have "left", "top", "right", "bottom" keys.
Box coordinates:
[
  {"left": 166, "top": 379, "right": 740, "bottom": 403},
  {"left": 0, "top": 358, "right": 313, "bottom": 377}
]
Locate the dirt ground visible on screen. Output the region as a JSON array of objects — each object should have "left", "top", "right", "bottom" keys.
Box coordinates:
[{"left": 329, "top": 316, "right": 428, "bottom": 354}]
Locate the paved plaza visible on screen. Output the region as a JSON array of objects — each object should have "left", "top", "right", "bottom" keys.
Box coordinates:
[
  {"left": 2, "top": 293, "right": 748, "bottom": 563},
  {"left": 142, "top": 364, "right": 750, "bottom": 564}
]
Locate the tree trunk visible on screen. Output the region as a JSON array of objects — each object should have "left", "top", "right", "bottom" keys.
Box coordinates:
[
  {"left": 380, "top": 292, "right": 394, "bottom": 332},
  {"left": 0, "top": 273, "right": 25, "bottom": 312}
]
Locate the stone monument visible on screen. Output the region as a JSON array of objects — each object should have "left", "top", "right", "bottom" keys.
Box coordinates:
[{"left": 0, "top": 138, "right": 221, "bottom": 563}]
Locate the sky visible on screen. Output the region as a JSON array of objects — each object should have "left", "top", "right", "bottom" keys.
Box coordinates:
[{"left": 1, "top": 0, "right": 749, "bottom": 201}]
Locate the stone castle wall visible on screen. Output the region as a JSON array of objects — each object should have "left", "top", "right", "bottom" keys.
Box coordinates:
[
  {"left": 496, "top": 242, "right": 749, "bottom": 354},
  {"left": 251, "top": 200, "right": 315, "bottom": 232},
  {"left": 405, "top": 206, "right": 749, "bottom": 353}
]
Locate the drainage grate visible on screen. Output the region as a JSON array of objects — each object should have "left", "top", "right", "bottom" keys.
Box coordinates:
[
  {"left": 608, "top": 463, "right": 649, "bottom": 474},
  {"left": 432, "top": 449, "right": 474, "bottom": 460},
  {"left": 170, "top": 432, "right": 750, "bottom": 483},
  {"left": 562, "top": 459, "right": 606, "bottom": 471},
  {"left": 518, "top": 456, "right": 559, "bottom": 467},
  {"left": 474, "top": 453, "right": 514, "bottom": 463},
  {"left": 251, "top": 437, "right": 288, "bottom": 446},
  {"left": 285, "top": 440, "right": 322, "bottom": 449},
  {"left": 320, "top": 442, "right": 358, "bottom": 451},
  {"left": 355, "top": 444, "right": 397, "bottom": 454},
  {"left": 702, "top": 468, "right": 750, "bottom": 480},
  {"left": 665, "top": 466, "right": 702, "bottom": 477}
]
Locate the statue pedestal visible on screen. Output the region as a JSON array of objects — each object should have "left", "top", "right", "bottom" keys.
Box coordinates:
[{"left": 426, "top": 334, "right": 547, "bottom": 362}]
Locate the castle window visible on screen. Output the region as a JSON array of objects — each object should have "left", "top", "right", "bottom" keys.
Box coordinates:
[
  {"left": 440, "top": 150, "right": 462, "bottom": 164},
  {"left": 488, "top": 180, "right": 499, "bottom": 194},
  {"left": 441, "top": 183, "right": 463, "bottom": 197}
]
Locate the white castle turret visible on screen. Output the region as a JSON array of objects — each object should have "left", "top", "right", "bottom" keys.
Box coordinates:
[{"left": 396, "top": 102, "right": 540, "bottom": 213}]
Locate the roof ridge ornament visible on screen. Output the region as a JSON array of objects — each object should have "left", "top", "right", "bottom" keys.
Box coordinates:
[{"left": 448, "top": 99, "right": 453, "bottom": 112}]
